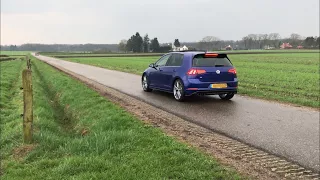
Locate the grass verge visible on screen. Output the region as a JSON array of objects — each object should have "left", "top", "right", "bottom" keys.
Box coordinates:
[
  {"left": 62, "top": 53, "right": 320, "bottom": 108},
  {"left": 0, "top": 58, "right": 242, "bottom": 179},
  {"left": 0, "top": 60, "right": 25, "bottom": 176},
  {"left": 0, "top": 51, "right": 30, "bottom": 56}
]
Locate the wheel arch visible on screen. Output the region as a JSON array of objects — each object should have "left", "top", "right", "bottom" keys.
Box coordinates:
[
  {"left": 142, "top": 72, "right": 148, "bottom": 80},
  {"left": 171, "top": 76, "right": 183, "bottom": 91}
]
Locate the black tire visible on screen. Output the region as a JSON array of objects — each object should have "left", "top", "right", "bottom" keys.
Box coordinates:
[
  {"left": 142, "top": 74, "right": 152, "bottom": 92},
  {"left": 219, "top": 92, "right": 235, "bottom": 100},
  {"left": 173, "top": 79, "right": 185, "bottom": 101}
]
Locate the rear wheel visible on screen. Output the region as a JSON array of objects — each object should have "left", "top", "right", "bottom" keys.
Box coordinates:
[
  {"left": 173, "top": 79, "right": 185, "bottom": 101},
  {"left": 142, "top": 74, "right": 152, "bottom": 92},
  {"left": 219, "top": 92, "right": 235, "bottom": 100}
]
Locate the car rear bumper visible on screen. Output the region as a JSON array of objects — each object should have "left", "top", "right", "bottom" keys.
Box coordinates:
[
  {"left": 183, "top": 78, "right": 238, "bottom": 96},
  {"left": 185, "top": 88, "right": 237, "bottom": 96}
]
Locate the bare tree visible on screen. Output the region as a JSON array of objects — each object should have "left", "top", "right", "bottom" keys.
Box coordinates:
[
  {"left": 198, "top": 36, "right": 221, "bottom": 50},
  {"left": 248, "top": 34, "right": 258, "bottom": 41},
  {"left": 269, "top": 33, "right": 281, "bottom": 40},
  {"left": 247, "top": 34, "right": 258, "bottom": 49},
  {"left": 261, "top": 34, "right": 269, "bottom": 48},
  {"left": 257, "top": 34, "right": 266, "bottom": 49},
  {"left": 268, "top": 33, "right": 281, "bottom": 48},
  {"left": 242, "top": 36, "right": 250, "bottom": 49},
  {"left": 202, "top": 36, "right": 220, "bottom": 42},
  {"left": 290, "top": 33, "right": 302, "bottom": 40},
  {"left": 289, "top": 33, "right": 302, "bottom": 46},
  {"left": 118, "top": 39, "right": 127, "bottom": 52}
]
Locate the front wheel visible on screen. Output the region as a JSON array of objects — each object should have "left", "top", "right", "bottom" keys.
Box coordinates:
[
  {"left": 142, "top": 75, "right": 152, "bottom": 92},
  {"left": 173, "top": 79, "right": 185, "bottom": 101},
  {"left": 219, "top": 93, "right": 235, "bottom": 100}
]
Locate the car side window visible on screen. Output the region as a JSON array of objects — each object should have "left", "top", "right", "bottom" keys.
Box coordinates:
[
  {"left": 155, "top": 54, "right": 171, "bottom": 67},
  {"left": 166, "top": 54, "right": 184, "bottom": 66}
]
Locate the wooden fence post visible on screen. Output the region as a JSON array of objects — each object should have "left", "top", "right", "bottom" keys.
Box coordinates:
[
  {"left": 26, "top": 56, "right": 31, "bottom": 69},
  {"left": 22, "top": 69, "right": 33, "bottom": 143}
]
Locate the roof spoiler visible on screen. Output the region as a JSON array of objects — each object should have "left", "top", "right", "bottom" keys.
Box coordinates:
[
  {"left": 194, "top": 52, "right": 228, "bottom": 58},
  {"left": 169, "top": 49, "right": 207, "bottom": 52}
]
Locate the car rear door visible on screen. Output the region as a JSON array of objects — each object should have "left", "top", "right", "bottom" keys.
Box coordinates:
[{"left": 160, "top": 53, "right": 184, "bottom": 90}]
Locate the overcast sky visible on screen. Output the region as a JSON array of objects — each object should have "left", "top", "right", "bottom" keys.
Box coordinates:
[{"left": 1, "top": 0, "right": 319, "bottom": 45}]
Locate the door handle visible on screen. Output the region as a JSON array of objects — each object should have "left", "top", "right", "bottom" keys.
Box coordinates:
[
  {"left": 173, "top": 69, "right": 176, "bottom": 72},
  {"left": 159, "top": 69, "right": 163, "bottom": 71}
]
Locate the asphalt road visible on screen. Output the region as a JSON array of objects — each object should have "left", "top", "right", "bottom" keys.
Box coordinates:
[{"left": 34, "top": 53, "right": 320, "bottom": 172}]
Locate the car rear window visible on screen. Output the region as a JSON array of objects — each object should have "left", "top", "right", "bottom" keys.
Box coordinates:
[{"left": 193, "top": 54, "right": 232, "bottom": 67}]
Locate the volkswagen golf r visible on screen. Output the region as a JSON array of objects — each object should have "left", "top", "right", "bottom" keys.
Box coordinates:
[{"left": 141, "top": 51, "right": 238, "bottom": 101}]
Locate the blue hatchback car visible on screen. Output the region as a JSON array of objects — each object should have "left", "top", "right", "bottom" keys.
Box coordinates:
[{"left": 141, "top": 51, "right": 238, "bottom": 101}]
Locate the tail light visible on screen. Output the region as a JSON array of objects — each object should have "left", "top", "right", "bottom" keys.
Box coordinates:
[
  {"left": 228, "top": 68, "right": 236, "bottom": 74},
  {"left": 204, "top": 53, "right": 218, "bottom": 58},
  {"left": 187, "top": 68, "right": 206, "bottom": 75}
]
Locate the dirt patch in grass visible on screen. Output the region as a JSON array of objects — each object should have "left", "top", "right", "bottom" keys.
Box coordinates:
[
  {"left": 13, "top": 144, "right": 37, "bottom": 160},
  {"left": 80, "top": 128, "right": 90, "bottom": 136}
]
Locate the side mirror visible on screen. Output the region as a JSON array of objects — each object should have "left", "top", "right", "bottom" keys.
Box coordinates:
[{"left": 149, "top": 63, "right": 155, "bottom": 68}]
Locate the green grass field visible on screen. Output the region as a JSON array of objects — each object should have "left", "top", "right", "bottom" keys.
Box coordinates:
[
  {"left": 42, "top": 52, "right": 164, "bottom": 57},
  {"left": 0, "top": 58, "right": 242, "bottom": 179},
  {"left": 40, "top": 49, "right": 320, "bottom": 58},
  {"left": 217, "top": 49, "right": 320, "bottom": 53},
  {"left": 0, "top": 51, "right": 30, "bottom": 56},
  {"left": 62, "top": 53, "right": 320, "bottom": 108},
  {"left": 0, "top": 51, "right": 28, "bottom": 61}
]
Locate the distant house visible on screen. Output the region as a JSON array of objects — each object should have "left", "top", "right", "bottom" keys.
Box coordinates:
[
  {"left": 171, "top": 43, "right": 177, "bottom": 51},
  {"left": 172, "top": 44, "right": 188, "bottom": 51},
  {"left": 280, "top": 43, "right": 293, "bottom": 49},
  {"left": 264, "top": 45, "right": 275, "bottom": 50},
  {"left": 297, "top": 45, "right": 303, "bottom": 49},
  {"left": 225, "top": 45, "right": 232, "bottom": 50},
  {"left": 180, "top": 45, "right": 188, "bottom": 51}
]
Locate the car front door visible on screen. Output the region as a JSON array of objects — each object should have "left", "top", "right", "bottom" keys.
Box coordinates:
[{"left": 149, "top": 54, "right": 171, "bottom": 89}]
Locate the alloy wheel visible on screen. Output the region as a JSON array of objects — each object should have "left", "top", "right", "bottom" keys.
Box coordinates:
[
  {"left": 174, "top": 80, "right": 183, "bottom": 100},
  {"left": 142, "top": 75, "right": 148, "bottom": 90}
]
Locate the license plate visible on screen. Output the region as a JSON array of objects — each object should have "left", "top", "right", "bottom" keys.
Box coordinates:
[{"left": 211, "top": 83, "right": 227, "bottom": 88}]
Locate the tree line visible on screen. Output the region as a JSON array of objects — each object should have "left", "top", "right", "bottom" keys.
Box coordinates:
[
  {"left": 198, "top": 33, "right": 319, "bottom": 50},
  {"left": 118, "top": 32, "right": 179, "bottom": 53},
  {"left": 119, "top": 32, "right": 319, "bottom": 53},
  {"left": 0, "top": 43, "right": 119, "bottom": 52},
  {"left": 1, "top": 33, "right": 318, "bottom": 52}
]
